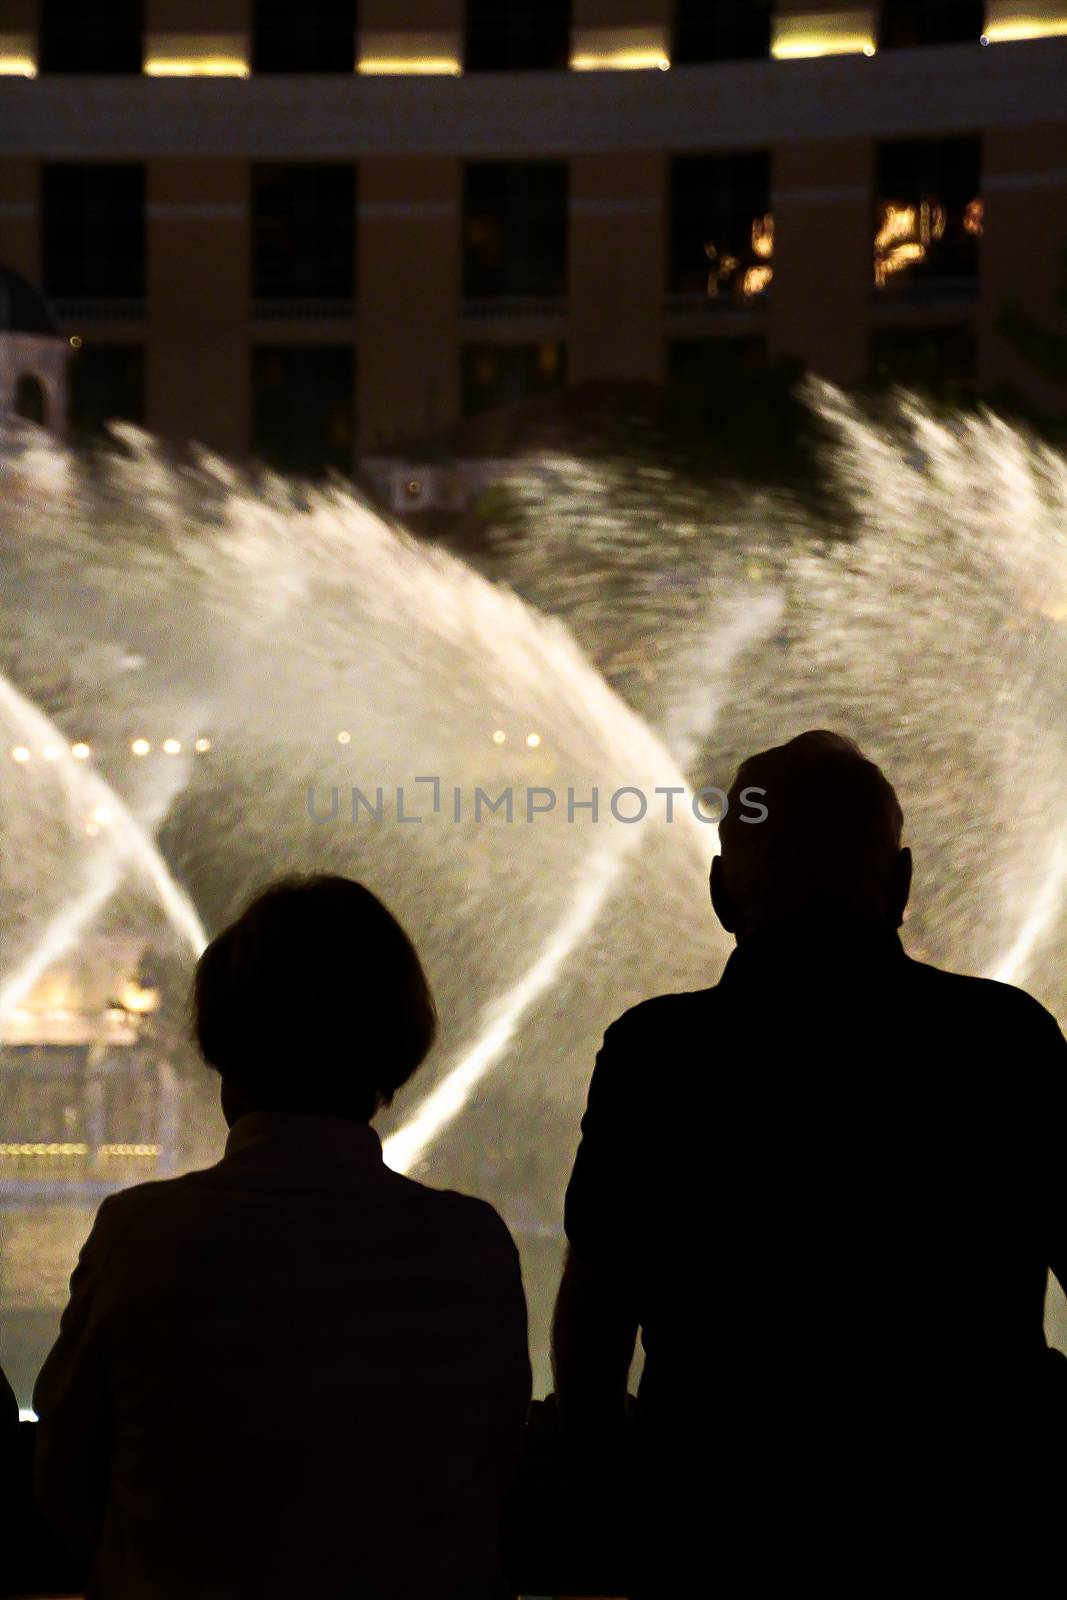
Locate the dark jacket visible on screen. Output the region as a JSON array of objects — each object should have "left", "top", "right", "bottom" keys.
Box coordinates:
[
  {"left": 34, "top": 1112, "right": 531, "bottom": 1600},
  {"left": 565, "top": 917, "right": 1067, "bottom": 1578}
]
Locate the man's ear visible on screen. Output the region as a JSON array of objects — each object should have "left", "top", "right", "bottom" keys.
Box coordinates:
[
  {"left": 710, "top": 855, "right": 737, "bottom": 934},
  {"left": 892, "top": 846, "right": 913, "bottom": 928}
]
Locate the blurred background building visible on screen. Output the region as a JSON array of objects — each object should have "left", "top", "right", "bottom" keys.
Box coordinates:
[{"left": 0, "top": 0, "right": 1065, "bottom": 476}]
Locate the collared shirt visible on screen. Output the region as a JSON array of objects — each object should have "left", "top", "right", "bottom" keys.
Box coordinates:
[
  {"left": 564, "top": 917, "right": 1067, "bottom": 1533},
  {"left": 34, "top": 1111, "right": 531, "bottom": 1600}
]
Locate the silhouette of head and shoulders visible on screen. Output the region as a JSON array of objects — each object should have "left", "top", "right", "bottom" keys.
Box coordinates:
[
  {"left": 563, "top": 733, "right": 1067, "bottom": 1590},
  {"left": 577, "top": 730, "right": 1065, "bottom": 1365}
]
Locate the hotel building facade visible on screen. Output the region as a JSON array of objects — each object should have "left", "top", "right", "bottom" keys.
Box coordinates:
[{"left": 1, "top": 0, "right": 1066, "bottom": 476}]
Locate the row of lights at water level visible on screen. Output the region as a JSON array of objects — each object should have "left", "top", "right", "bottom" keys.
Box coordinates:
[
  {"left": 10, "top": 732, "right": 544, "bottom": 755},
  {"left": 333, "top": 730, "right": 542, "bottom": 748},
  {"left": 8, "top": 737, "right": 212, "bottom": 763},
  {"left": 0, "top": 1142, "right": 161, "bottom": 1159}
]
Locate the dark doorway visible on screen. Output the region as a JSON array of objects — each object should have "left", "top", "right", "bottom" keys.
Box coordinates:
[{"left": 13, "top": 374, "right": 48, "bottom": 426}]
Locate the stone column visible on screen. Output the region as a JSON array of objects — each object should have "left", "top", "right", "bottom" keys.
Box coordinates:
[
  {"left": 569, "top": 151, "right": 666, "bottom": 385},
  {"left": 771, "top": 137, "right": 873, "bottom": 382},
  {"left": 147, "top": 157, "right": 251, "bottom": 456},
  {"left": 357, "top": 156, "right": 461, "bottom": 448}
]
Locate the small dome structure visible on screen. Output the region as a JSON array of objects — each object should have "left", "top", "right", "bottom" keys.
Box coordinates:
[
  {"left": 0, "top": 264, "right": 69, "bottom": 439},
  {"left": 0, "top": 264, "right": 60, "bottom": 338}
]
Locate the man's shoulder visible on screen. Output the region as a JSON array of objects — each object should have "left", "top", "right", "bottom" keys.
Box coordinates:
[
  {"left": 603, "top": 985, "right": 720, "bottom": 1045},
  {"left": 902, "top": 954, "right": 1065, "bottom": 1040}
]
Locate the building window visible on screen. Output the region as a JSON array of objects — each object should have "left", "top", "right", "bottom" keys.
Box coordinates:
[
  {"left": 69, "top": 344, "right": 145, "bottom": 440},
  {"left": 13, "top": 374, "right": 48, "bottom": 426},
  {"left": 464, "top": 0, "right": 571, "bottom": 71},
  {"left": 463, "top": 163, "right": 569, "bottom": 302},
  {"left": 673, "top": 1, "right": 772, "bottom": 63},
  {"left": 669, "top": 152, "right": 773, "bottom": 304},
  {"left": 42, "top": 166, "right": 146, "bottom": 302},
  {"left": 878, "top": 1, "right": 985, "bottom": 49},
  {"left": 251, "top": 1, "right": 357, "bottom": 74},
  {"left": 875, "top": 138, "right": 982, "bottom": 294},
  {"left": 461, "top": 342, "right": 566, "bottom": 416},
  {"left": 253, "top": 347, "right": 355, "bottom": 477},
  {"left": 252, "top": 166, "right": 356, "bottom": 303},
  {"left": 39, "top": 0, "right": 143, "bottom": 74},
  {"left": 871, "top": 324, "right": 976, "bottom": 390}
]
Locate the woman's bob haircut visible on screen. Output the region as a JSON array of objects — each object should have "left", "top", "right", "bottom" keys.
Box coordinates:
[{"left": 193, "top": 875, "right": 437, "bottom": 1121}]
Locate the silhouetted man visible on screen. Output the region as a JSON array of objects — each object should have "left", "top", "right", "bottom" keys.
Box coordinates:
[
  {"left": 553, "top": 731, "right": 1067, "bottom": 1592},
  {"left": 34, "top": 875, "right": 531, "bottom": 1599}
]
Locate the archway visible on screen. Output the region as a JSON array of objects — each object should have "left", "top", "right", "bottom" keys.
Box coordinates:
[{"left": 13, "top": 372, "right": 47, "bottom": 426}]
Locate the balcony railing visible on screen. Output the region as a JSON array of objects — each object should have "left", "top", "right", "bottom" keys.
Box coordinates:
[
  {"left": 50, "top": 298, "right": 146, "bottom": 324},
  {"left": 251, "top": 298, "right": 356, "bottom": 322},
  {"left": 872, "top": 274, "right": 981, "bottom": 305},
  {"left": 664, "top": 289, "right": 771, "bottom": 316},
  {"left": 461, "top": 295, "right": 568, "bottom": 321}
]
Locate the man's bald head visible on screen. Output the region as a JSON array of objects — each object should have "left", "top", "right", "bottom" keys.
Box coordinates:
[{"left": 712, "top": 730, "right": 910, "bottom": 939}]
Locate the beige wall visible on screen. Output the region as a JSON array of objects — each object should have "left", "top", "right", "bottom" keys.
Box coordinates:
[
  {"left": 357, "top": 157, "right": 460, "bottom": 449},
  {"left": 147, "top": 159, "right": 250, "bottom": 456},
  {"left": 981, "top": 122, "right": 1067, "bottom": 412},
  {"left": 4, "top": 0, "right": 37, "bottom": 35},
  {"left": 570, "top": 152, "right": 665, "bottom": 384},
  {"left": 771, "top": 137, "right": 872, "bottom": 382}
]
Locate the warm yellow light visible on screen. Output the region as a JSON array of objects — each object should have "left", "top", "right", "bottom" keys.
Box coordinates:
[
  {"left": 492, "top": 729, "right": 507, "bottom": 744},
  {"left": 743, "top": 265, "right": 774, "bottom": 298},
  {"left": 964, "top": 198, "right": 985, "bottom": 236},
  {"left": 337, "top": 731, "right": 351, "bottom": 745},
  {"left": 131, "top": 738, "right": 151, "bottom": 756},
  {"left": 10, "top": 746, "right": 30, "bottom": 763},
  {"left": 162, "top": 738, "right": 182, "bottom": 754},
  {"left": 71, "top": 742, "right": 91, "bottom": 760},
  {"left": 877, "top": 204, "right": 918, "bottom": 250},
  {"left": 358, "top": 56, "right": 461, "bottom": 75},
  {"left": 119, "top": 981, "right": 159, "bottom": 1015},
  {"left": 571, "top": 49, "right": 671, "bottom": 70},
  {"left": 983, "top": 10, "right": 1067, "bottom": 43},
  {"left": 526, "top": 733, "right": 541, "bottom": 749},
  {"left": 91, "top": 804, "right": 112, "bottom": 827},
  {"left": 69, "top": 334, "right": 83, "bottom": 349},
  {"left": 773, "top": 10, "right": 878, "bottom": 60},
  {"left": 99, "top": 1143, "right": 161, "bottom": 1157},
  {"left": 0, "top": 55, "right": 36, "bottom": 77},
  {"left": 0, "top": 1142, "right": 89, "bottom": 1158},
  {"left": 773, "top": 33, "right": 876, "bottom": 57},
  {"left": 751, "top": 216, "right": 775, "bottom": 260},
  {"left": 194, "top": 737, "right": 212, "bottom": 752},
  {"left": 42, "top": 744, "right": 60, "bottom": 761},
  {"left": 144, "top": 56, "right": 250, "bottom": 77},
  {"left": 85, "top": 822, "right": 100, "bottom": 837},
  {"left": 876, "top": 241, "right": 925, "bottom": 287},
  {"left": 874, "top": 200, "right": 950, "bottom": 287}
]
